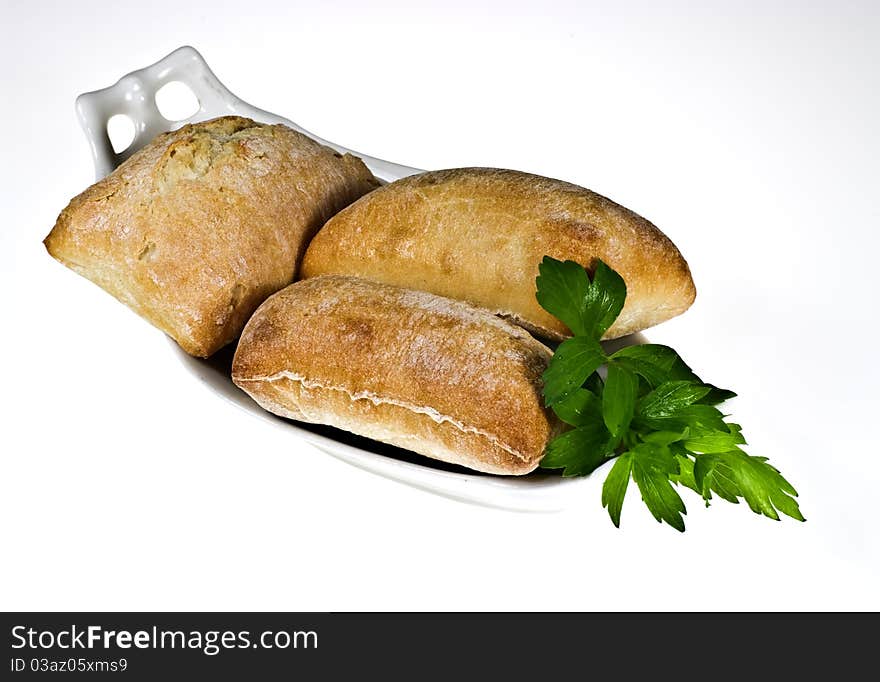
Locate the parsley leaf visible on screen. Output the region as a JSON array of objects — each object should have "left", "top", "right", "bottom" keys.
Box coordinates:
[
  {"left": 637, "top": 381, "right": 711, "bottom": 419},
  {"left": 541, "top": 336, "right": 605, "bottom": 406},
  {"left": 693, "top": 453, "right": 740, "bottom": 504},
  {"left": 582, "top": 260, "right": 627, "bottom": 338},
  {"left": 637, "top": 404, "right": 729, "bottom": 434},
  {"left": 612, "top": 344, "right": 735, "bottom": 404},
  {"left": 535, "top": 257, "right": 626, "bottom": 338},
  {"left": 603, "top": 362, "right": 638, "bottom": 438},
  {"left": 612, "top": 344, "right": 690, "bottom": 386},
  {"left": 535, "top": 257, "right": 592, "bottom": 336},
  {"left": 642, "top": 429, "right": 689, "bottom": 446},
  {"left": 602, "top": 451, "right": 633, "bottom": 527},
  {"left": 540, "top": 421, "right": 613, "bottom": 477},
  {"left": 551, "top": 388, "right": 602, "bottom": 427},
  {"left": 669, "top": 453, "right": 700, "bottom": 494},
  {"left": 630, "top": 443, "right": 687, "bottom": 532},
  {"left": 684, "top": 426, "right": 747, "bottom": 454},
  {"left": 535, "top": 255, "right": 804, "bottom": 531},
  {"left": 694, "top": 451, "right": 804, "bottom": 521}
]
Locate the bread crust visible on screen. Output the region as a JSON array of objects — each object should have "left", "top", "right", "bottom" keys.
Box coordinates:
[
  {"left": 44, "top": 116, "right": 379, "bottom": 357},
  {"left": 300, "top": 167, "right": 696, "bottom": 340},
  {"left": 232, "top": 276, "right": 558, "bottom": 475}
]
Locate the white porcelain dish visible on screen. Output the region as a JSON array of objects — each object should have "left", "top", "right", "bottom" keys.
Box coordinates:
[{"left": 75, "top": 45, "right": 633, "bottom": 512}]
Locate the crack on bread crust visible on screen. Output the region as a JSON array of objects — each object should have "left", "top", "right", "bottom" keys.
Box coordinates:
[{"left": 234, "top": 369, "right": 532, "bottom": 463}]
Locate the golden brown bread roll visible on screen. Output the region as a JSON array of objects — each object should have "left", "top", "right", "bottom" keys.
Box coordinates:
[
  {"left": 301, "top": 167, "right": 695, "bottom": 340},
  {"left": 232, "top": 276, "right": 558, "bottom": 475},
  {"left": 44, "top": 116, "right": 379, "bottom": 357}
]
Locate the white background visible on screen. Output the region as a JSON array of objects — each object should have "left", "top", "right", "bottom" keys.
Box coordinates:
[{"left": 1, "top": 0, "right": 878, "bottom": 610}]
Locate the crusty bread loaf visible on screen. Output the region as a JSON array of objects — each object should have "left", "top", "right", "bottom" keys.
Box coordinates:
[
  {"left": 232, "top": 276, "right": 558, "bottom": 475},
  {"left": 301, "top": 167, "right": 695, "bottom": 340},
  {"left": 44, "top": 116, "right": 379, "bottom": 357}
]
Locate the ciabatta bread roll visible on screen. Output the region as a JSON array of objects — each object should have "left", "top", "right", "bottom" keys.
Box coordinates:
[
  {"left": 232, "top": 276, "right": 558, "bottom": 475},
  {"left": 301, "top": 168, "right": 695, "bottom": 340},
  {"left": 44, "top": 116, "right": 378, "bottom": 357}
]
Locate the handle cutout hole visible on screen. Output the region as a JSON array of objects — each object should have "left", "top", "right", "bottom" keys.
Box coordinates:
[
  {"left": 155, "top": 81, "right": 200, "bottom": 121},
  {"left": 107, "top": 114, "right": 135, "bottom": 154}
]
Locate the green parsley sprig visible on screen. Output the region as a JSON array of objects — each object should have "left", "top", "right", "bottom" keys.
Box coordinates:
[{"left": 536, "top": 256, "right": 804, "bottom": 531}]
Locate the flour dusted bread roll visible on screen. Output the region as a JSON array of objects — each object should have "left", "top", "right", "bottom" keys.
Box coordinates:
[
  {"left": 301, "top": 168, "right": 695, "bottom": 340},
  {"left": 232, "top": 276, "right": 558, "bottom": 475},
  {"left": 44, "top": 116, "right": 378, "bottom": 357}
]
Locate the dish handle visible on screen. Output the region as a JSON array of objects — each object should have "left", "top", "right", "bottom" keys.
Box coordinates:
[{"left": 75, "top": 45, "right": 423, "bottom": 182}]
